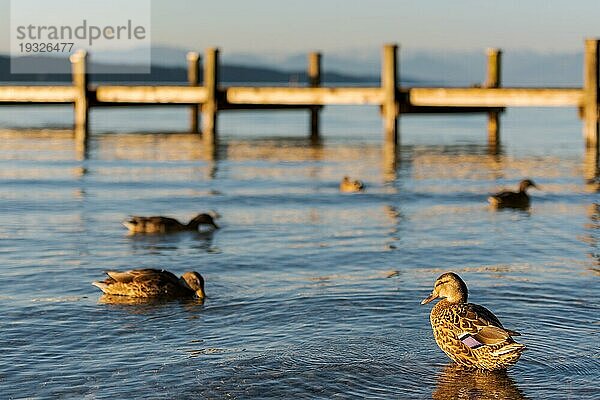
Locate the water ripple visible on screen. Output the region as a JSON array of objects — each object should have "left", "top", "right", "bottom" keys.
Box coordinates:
[{"left": 0, "top": 123, "right": 599, "bottom": 398}]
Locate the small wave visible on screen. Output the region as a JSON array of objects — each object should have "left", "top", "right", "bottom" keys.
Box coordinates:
[{"left": 31, "top": 296, "right": 87, "bottom": 303}]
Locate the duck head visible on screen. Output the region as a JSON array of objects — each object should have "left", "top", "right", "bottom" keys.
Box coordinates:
[
  {"left": 421, "top": 272, "right": 468, "bottom": 305},
  {"left": 188, "top": 213, "right": 219, "bottom": 230},
  {"left": 519, "top": 179, "right": 538, "bottom": 192},
  {"left": 353, "top": 180, "right": 365, "bottom": 191},
  {"left": 180, "top": 271, "right": 206, "bottom": 299}
]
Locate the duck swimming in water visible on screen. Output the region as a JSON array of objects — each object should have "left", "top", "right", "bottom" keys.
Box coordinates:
[
  {"left": 123, "top": 213, "right": 218, "bottom": 234},
  {"left": 421, "top": 272, "right": 525, "bottom": 370},
  {"left": 340, "top": 176, "right": 365, "bottom": 193},
  {"left": 488, "top": 179, "right": 538, "bottom": 209},
  {"left": 92, "top": 268, "right": 206, "bottom": 299}
]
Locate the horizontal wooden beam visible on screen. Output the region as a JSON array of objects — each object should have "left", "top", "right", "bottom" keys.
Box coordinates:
[
  {"left": 401, "top": 105, "right": 505, "bottom": 114},
  {"left": 0, "top": 86, "right": 77, "bottom": 103},
  {"left": 0, "top": 85, "right": 588, "bottom": 109},
  {"left": 226, "top": 87, "right": 385, "bottom": 105},
  {"left": 409, "top": 87, "right": 584, "bottom": 107},
  {"left": 221, "top": 103, "right": 322, "bottom": 110},
  {"left": 94, "top": 86, "right": 208, "bottom": 104}
]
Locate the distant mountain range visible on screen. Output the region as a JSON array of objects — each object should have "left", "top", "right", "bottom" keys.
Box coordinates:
[
  {"left": 0, "top": 45, "right": 585, "bottom": 86},
  {"left": 0, "top": 52, "right": 384, "bottom": 84},
  {"left": 138, "top": 46, "right": 585, "bottom": 86}
]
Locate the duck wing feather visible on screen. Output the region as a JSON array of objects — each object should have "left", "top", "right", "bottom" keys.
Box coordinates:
[
  {"left": 146, "top": 216, "right": 183, "bottom": 229},
  {"left": 105, "top": 268, "right": 179, "bottom": 284},
  {"left": 126, "top": 216, "right": 183, "bottom": 229},
  {"left": 451, "top": 303, "right": 519, "bottom": 346},
  {"left": 490, "top": 190, "right": 517, "bottom": 201}
]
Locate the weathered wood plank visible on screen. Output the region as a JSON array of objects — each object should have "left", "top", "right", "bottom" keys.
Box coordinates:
[
  {"left": 202, "top": 47, "right": 219, "bottom": 144},
  {"left": 409, "top": 87, "right": 583, "bottom": 107},
  {"left": 308, "top": 52, "right": 321, "bottom": 140},
  {"left": 187, "top": 51, "right": 201, "bottom": 132},
  {"left": 0, "top": 86, "right": 77, "bottom": 103},
  {"left": 221, "top": 103, "right": 322, "bottom": 110},
  {"left": 95, "top": 86, "right": 208, "bottom": 104},
  {"left": 4, "top": 86, "right": 581, "bottom": 108},
  {"left": 382, "top": 44, "right": 399, "bottom": 144},
  {"left": 484, "top": 48, "right": 502, "bottom": 88},
  {"left": 486, "top": 48, "right": 502, "bottom": 146},
  {"left": 71, "top": 50, "right": 89, "bottom": 145},
  {"left": 400, "top": 105, "right": 504, "bottom": 114},
  {"left": 226, "top": 87, "right": 384, "bottom": 105}
]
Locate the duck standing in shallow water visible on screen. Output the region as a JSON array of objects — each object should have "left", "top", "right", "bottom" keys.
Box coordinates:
[
  {"left": 123, "top": 213, "right": 218, "bottom": 234},
  {"left": 92, "top": 269, "right": 205, "bottom": 299},
  {"left": 340, "top": 176, "right": 365, "bottom": 193},
  {"left": 488, "top": 179, "right": 538, "bottom": 208},
  {"left": 421, "top": 272, "right": 525, "bottom": 370}
]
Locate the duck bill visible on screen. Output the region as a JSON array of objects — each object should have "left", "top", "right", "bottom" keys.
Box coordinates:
[{"left": 420, "top": 292, "right": 438, "bottom": 305}]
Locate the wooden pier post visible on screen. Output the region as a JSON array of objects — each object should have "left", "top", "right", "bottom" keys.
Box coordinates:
[
  {"left": 382, "top": 44, "right": 399, "bottom": 146},
  {"left": 70, "top": 50, "right": 89, "bottom": 146},
  {"left": 187, "top": 52, "right": 201, "bottom": 133},
  {"left": 202, "top": 47, "right": 219, "bottom": 145},
  {"left": 308, "top": 52, "right": 322, "bottom": 140},
  {"left": 485, "top": 48, "right": 502, "bottom": 147},
  {"left": 583, "top": 38, "right": 599, "bottom": 149}
]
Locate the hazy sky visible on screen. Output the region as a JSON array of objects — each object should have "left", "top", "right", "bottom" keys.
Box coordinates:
[{"left": 1, "top": 0, "right": 598, "bottom": 53}]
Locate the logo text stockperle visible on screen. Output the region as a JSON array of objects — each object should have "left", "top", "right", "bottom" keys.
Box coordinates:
[{"left": 15, "top": 20, "right": 147, "bottom": 46}]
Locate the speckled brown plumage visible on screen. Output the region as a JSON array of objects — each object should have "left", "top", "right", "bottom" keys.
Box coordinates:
[
  {"left": 488, "top": 179, "right": 538, "bottom": 209},
  {"left": 340, "top": 176, "right": 365, "bottom": 193},
  {"left": 92, "top": 268, "right": 205, "bottom": 299},
  {"left": 421, "top": 272, "right": 525, "bottom": 370},
  {"left": 123, "top": 213, "right": 218, "bottom": 234}
]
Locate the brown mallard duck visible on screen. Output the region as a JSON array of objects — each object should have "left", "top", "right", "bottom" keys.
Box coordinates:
[
  {"left": 421, "top": 272, "right": 525, "bottom": 370},
  {"left": 488, "top": 179, "right": 538, "bottom": 208},
  {"left": 123, "top": 213, "right": 218, "bottom": 234},
  {"left": 340, "top": 176, "right": 365, "bottom": 193},
  {"left": 92, "top": 268, "right": 205, "bottom": 299}
]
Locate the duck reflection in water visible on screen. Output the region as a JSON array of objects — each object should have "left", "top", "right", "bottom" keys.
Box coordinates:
[
  {"left": 127, "top": 228, "right": 218, "bottom": 253},
  {"left": 98, "top": 293, "right": 204, "bottom": 305},
  {"left": 433, "top": 364, "right": 528, "bottom": 400}
]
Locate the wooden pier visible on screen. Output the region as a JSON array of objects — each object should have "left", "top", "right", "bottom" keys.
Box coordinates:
[{"left": 0, "top": 39, "right": 598, "bottom": 153}]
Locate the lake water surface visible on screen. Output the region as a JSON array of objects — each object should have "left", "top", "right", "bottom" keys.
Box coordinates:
[{"left": 0, "top": 106, "right": 598, "bottom": 399}]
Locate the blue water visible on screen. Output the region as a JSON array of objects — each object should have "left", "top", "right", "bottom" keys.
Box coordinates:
[{"left": 0, "top": 105, "right": 598, "bottom": 399}]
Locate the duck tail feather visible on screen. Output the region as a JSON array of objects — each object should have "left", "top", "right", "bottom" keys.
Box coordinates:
[
  {"left": 491, "top": 342, "right": 526, "bottom": 357},
  {"left": 92, "top": 281, "right": 109, "bottom": 293}
]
